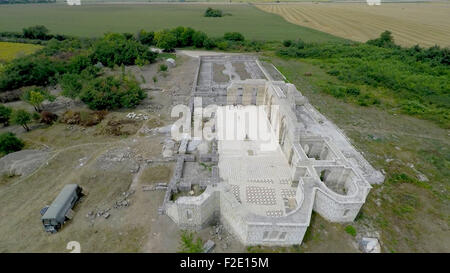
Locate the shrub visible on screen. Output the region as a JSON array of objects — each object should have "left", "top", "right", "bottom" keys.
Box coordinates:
[
  {"left": 180, "top": 27, "right": 196, "bottom": 47},
  {"left": 223, "top": 32, "right": 245, "bottom": 42},
  {"left": 79, "top": 75, "right": 146, "bottom": 110},
  {"left": 22, "top": 25, "right": 49, "bottom": 40},
  {"left": 192, "top": 31, "right": 208, "bottom": 48},
  {"left": 204, "top": 7, "right": 223, "bottom": 18},
  {"left": 155, "top": 30, "right": 177, "bottom": 52},
  {"left": 203, "top": 38, "right": 216, "bottom": 49},
  {"left": 178, "top": 231, "right": 203, "bottom": 253},
  {"left": 217, "top": 41, "right": 229, "bottom": 51},
  {"left": 295, "top": 38, "right": 305, "bottom": 49},
  {"left": 60, "top": 73, "right": 83, "bottom": 98},
  {"left": 10, "top": 109, "right": 32, "bottom": 131},
  {"left": 345, "top": 225, "right": 357, "bottom": 237},
  {"left": 159, "top": 64, "right": 168, "bottom": 72},
  {"left": 0, "top": 132, "right": 24, "bottom": 155},
  {"left": 67, "top": 54, "right": 93, "bottom": 74},
  {"left": 0, "top": 105, "right": 12, "bottom": 126},
  {"left": 367, "top": 30, "right": 398, "bottom": 49},
  {"left": 283, "top": 40, "right": 293, "bottom": 47},
  {"left": 0, "top": 55, "right": 65, "bottom": 91},
  {"left": 40, "top": 111, "right": 58, "bottom": 125},
  {"left": 138, "top": 30, "right": 155, "bottom": 46}
]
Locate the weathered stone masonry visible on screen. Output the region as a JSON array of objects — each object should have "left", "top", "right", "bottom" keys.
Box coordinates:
[{"left": 163, "top": 55, "right": 384, "bottom": 246}]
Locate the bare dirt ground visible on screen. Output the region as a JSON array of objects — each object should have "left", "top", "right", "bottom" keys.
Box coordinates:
[
  {"left": 0, "top": 54, "right": 202, "bottom": 253},
  {"left": 256, "top": 2, "right": 450, "bottom": 47}
]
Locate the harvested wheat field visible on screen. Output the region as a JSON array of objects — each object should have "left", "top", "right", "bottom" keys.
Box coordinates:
[{"left": 256, "top": 2, "right": 450, "bottom": 47}]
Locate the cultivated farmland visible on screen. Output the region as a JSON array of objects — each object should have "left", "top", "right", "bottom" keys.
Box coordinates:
[
  {"left": 256, "top": 2, "right": 450, "bottom": 47},
  {"left": 0, "top": 3, "right": 343, "bottom": 43},
  {"left": 0, "top": 42, "right": 42, "bottom": 62}
]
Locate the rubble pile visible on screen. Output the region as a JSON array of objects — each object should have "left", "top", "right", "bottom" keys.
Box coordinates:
[
  {"left": 86, "top": 190, "right": 135, "bottom": 222},
  {"left": 209, "top": 224, "right": 233, "bottom": 251},
  {"left": 126, "top": 112, "right": 149, "bottom": 120}
]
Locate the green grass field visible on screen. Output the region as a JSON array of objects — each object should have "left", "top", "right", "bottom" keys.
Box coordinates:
[
  {"left": 0, "top": 3, "right": 344, "bottom": 42},
  {"left": 0, "top": 42, "right": 43, "bottom": 62}
]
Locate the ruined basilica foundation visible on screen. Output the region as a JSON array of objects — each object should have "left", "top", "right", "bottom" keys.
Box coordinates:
[{"left": 162, "top": 55, "right": 384, "bottom": 246}]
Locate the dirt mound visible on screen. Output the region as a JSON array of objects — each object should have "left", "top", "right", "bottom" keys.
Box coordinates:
[
  {"left": 60, "top": 109, "right": 108, "bottom": 127},
  {"left": 100, "top": 118, "right": 141, "bottom": 136}
]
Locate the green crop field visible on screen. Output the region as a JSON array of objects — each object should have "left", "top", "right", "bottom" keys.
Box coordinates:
[{"left": 0, "top": 3, "right": 344, "bottom": 42}]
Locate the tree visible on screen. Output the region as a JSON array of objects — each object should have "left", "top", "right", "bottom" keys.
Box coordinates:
[
  {"left": 138, "top": 30, "right": 155, "bottom": 46},
  {"left": 60, "top": 73, "right": 83, "bottom": 98},
  {"left": 0, "top": 55, "right": 64, "bottom": 92},
  {"left": 192, "top": 31, "right": 208, "bottom": 48},
  {"left": 367, "top": 31, "right": 398, "bottom": 49},
  {"left": 0, "top": 132, "right": 24, "bottom": 155},
  {"left": 10, "top": 109, "right": 32, "bottom": 131},
  {"left": 204, "top": 7, "right": 223, "bottom": 17},
  {"left": 79, "top": 75, "right": 146, "bottom": 110},
  {"left": 21, "top": 88, "right": 54, "bottom": 112},
  {"left": 155, "top": 30, "right": 177, "bottom": 52},
  {"left": 91, "top": 33, "right": 157, "bottom": 68},
  {"left": 223, "top": 32, "right": 245, "bottom": 42},
  {"left": 180, "top": 27, "right": 196, "bottom": 47},
  {"left": 0, "top": 105, "right": 12, "bottom": 126},
  {"left": 22, "top": 25, "right": 49, "bottom": 40}
]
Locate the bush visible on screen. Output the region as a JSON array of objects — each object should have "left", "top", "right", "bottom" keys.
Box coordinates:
[
  {"left": 0, "top": 55, "right": 65, "bottom": 91},
  {"left": 91, "top": 33, "right": 157, "bottom": 68},
  {"left": 223, "top": 32, "right": 245, "bottom": 42},
  {"left": 367, "top": 30, "right": 398, "bottom": 49},
  {"left": 0, "top": 104, "right": 12, "bottom": 126},
  {"left": 40, "top": 111, "right": 58, "bottom": 125},
  {"left": 155, "top": 30, "right": 178, "bottom": 52},
  {"left": 0, "top": 132, "right": 24, "bottom": 155},
  {"left": 192, "top": 31, "right": 208, "bottom": 48},
  {"left": 203, "top": 38, "right": 216, "bottom": 49},
  {"left": 10, "top": 109, "right": 32, "bottom": 131},
  {"left": 180, "top": 27, "right": 196, "bottom": 47},
  {"left": 204, "top": 7, "right": 223, "bottom": 18},
  {"left": 178, "top": 231, "right": 203, "bottom": 253},
  {"left": 138, "top": 30, "right": 155, "bottom": 46},
  {"left": 283, "top": 40, "right": 293, "bottom": 47},
  {"left": 22, "top": 25, "right": 49, "bottom": 40},
  {"left": 345, "top": 225, "right": 357, "bottom": 237},
  {"left": 60, "top": 73, "right": 83, "bottom": 98},
  {"left": 79, "top": 75, "right": 146, "bottom": 110},
  {"left": 159, "top": 64, "right": 168, "bottom": 72}
]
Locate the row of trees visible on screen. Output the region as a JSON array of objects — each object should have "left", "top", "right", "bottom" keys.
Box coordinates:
[{"left": 137, "top": 27, "right": 247, "bottom": 52}]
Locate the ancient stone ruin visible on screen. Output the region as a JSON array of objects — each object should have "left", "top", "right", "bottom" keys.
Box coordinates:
[{"left": 160, "top": 55, "right": 384, "bottom": 246}]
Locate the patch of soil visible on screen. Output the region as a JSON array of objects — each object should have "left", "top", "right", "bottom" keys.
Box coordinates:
[
  {"left": 232, "top": 62, "right": 251, "bottom": 80},
  {"left": 102, "top": 118, "right": 141, "bottom": 136},
  {"left": 213, "top": 63, "right": 229, "bottom": 83},
  {"left": 60, "top": 109, "right": 108, "bottom": 127}
]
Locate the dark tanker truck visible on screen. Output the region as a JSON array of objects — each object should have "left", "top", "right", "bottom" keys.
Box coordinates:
[{"left": 41, "top": 184, "right": 83, "bottom": 233}]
